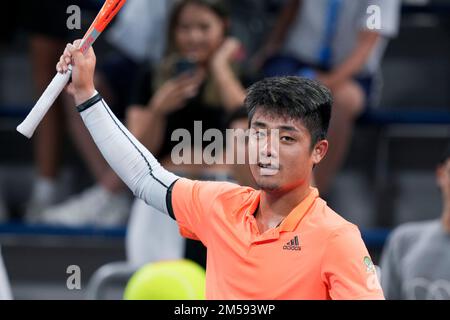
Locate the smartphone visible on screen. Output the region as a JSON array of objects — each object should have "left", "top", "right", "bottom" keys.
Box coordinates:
[{"left": 174, "top": 58, "right": 197, "bottom": 77}]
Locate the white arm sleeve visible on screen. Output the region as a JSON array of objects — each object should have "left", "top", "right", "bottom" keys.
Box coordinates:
[{"left": 77, "top": 93, "right": 179, "bottom": 217}]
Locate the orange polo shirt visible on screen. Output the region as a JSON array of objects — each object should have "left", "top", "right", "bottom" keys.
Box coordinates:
[{"left": 170, "top": 178, "right": 384, "bottom": 300}]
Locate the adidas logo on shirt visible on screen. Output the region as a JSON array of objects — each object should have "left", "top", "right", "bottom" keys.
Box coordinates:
[{"left": 283, "top": 236, "right": 301, "bottom": 251}]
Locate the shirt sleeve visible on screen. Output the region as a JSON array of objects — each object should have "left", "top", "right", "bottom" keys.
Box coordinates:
[
  {"left": 170, "top": 178, "right": 251, "bottom": 246},
  {"left": 321, "top": 224, "right": 385, "bottom": 300},
  {"left": 79, "top": 94, "right": 179, "bottom": 216}
]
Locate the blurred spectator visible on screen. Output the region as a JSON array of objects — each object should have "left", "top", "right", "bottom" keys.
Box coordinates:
[
  {"left": 254, "top": 0, "right": 401, "bottom": 194},
  {"left": 126, "top": 198, "right": 184, "bottom": 267},
  {"left": 38, "top": 0, "right": 247, "bottom": 234},
  {"left": 23, "top": 0, "right": 79, "bottom": 221},
  {"left": 24, "top": 0, "right": 172, "bottom": 226},
  {"left": 380, "top": 145, "right": 450, "bottom": 300},
  {"left": 106, "top": 0, "right": 171, "bottom": 66},
  {"left": 98, "top": 0, "right": 174, "bottom": 115}
]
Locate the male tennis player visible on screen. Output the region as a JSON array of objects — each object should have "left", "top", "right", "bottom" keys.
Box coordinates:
[{"left": 57, "top": 41, "right": 384, "bottom": 299}]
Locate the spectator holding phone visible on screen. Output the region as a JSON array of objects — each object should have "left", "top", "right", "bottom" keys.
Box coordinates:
[{"left": 126, "top": 0, "right": 246, "bottom": 166}]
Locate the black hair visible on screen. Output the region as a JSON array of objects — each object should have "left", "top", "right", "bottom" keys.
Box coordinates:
[
  {"left": 166, "top": 0, "right": 229, "bottom": 55},
  {"left": 245, "top": 76, "right": 332, "bottom": 147}
]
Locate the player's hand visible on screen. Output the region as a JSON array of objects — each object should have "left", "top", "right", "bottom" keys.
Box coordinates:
[
  {"left": 56, "top": 39, "right": 97, "bottom": 104},
  {"left": 149, "top": 69, "right": 205, "bottom": 116}
]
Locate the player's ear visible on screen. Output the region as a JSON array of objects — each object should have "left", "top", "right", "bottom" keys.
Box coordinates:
[{"left": 311, "top": 140, "right": 328, "bottom": 165}]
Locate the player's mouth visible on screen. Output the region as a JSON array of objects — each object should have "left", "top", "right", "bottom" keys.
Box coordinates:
[{"left": 258, "top": 162, "right": 280, "bottom": 176}]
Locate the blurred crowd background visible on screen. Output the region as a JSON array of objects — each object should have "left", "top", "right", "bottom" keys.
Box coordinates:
[{"left": 0, "top": 0, "right": 449, "bottom": 300}]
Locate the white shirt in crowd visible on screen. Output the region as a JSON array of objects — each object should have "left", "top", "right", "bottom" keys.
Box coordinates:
[
  {"left": 283, "top": 0, "right": 401, "bottom": 75},
  {"left": 106, "top": 0, "right": 174, "bottom": 64}
]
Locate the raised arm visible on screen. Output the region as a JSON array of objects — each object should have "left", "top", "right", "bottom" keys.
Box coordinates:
[{"left": 57, "top": 40, "right": 179, "bottom": 216}]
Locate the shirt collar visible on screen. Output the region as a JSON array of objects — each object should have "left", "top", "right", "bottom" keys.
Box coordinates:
[
  {"left": 279, "top": 187, "right": 319, "bottom": 232},
  {"left": 246, "top": 187, "right": 320, "bottom": 232}
]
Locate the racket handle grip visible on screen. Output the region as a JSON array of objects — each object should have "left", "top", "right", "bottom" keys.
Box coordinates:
[{"left": 17, "top": 68, "right": 72, "bottom": 138}]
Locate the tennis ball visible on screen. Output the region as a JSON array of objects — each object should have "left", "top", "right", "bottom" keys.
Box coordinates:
[{"left": 123, "top": 259, "right": 206, "bottom": 300}]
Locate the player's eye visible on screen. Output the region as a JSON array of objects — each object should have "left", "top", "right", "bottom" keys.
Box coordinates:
[{"left": 281, "top": 136, "right": 295, "bottom": 142}]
